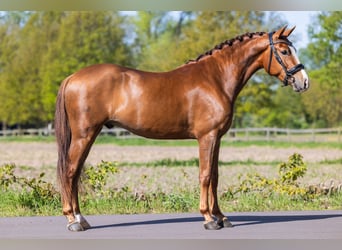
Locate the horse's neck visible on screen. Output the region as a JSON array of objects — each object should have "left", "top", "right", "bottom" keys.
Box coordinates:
[{"left": 211, "top": 37, "right": 268, "bottom": 102}]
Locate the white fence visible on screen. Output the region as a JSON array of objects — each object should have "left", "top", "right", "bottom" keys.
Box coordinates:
[
  {"left": 223, "top": 127, "right": 341, "bottom": 143},
  {"left": 0, "top": 127, "right": 341, "bottom": 143}
]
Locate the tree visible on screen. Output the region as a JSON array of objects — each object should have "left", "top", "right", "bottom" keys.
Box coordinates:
[
  {"left": 0, "top": 12, "right": 33, "bottom": 127},
  {"left": 301, "top": 11, "right": 342, "bottom": 127},
  {"left": 0, "top": 11, "right": 135, "bottom": 127},
  {"left": 135, "top": 11, "right": 270, "bottom": 72},
  {"left": 134, "top": 11, "right": 193, "bottom": 71}
]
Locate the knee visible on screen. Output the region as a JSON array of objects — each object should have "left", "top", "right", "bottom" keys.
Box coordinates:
[{"left": 199, "top": 175, "right": 210, "bottom": 186}]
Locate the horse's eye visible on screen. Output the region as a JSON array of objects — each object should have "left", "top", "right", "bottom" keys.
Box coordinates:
[{"left": 281, "top": 50, "right": 289, "bottom": 55}]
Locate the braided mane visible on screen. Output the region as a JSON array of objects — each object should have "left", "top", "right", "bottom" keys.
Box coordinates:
[{"left": 186, "top": 31, "right": 266, "bottom": 64}]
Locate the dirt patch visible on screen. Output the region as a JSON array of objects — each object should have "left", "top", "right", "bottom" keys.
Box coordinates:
[
  {"left": 0, "top": 142, "right": 340, "bottom": 167},
  {"left": 0, "top": 142, "right": 341, "bottom": 192}
]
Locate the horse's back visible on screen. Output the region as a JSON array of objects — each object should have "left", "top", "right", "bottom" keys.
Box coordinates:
[{"left": 66, "top": 63, "right": 129, "bottom": 84}]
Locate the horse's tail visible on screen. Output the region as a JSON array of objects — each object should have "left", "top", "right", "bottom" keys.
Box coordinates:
[{"left": 55, "top": 75, "right": 72, "bottom": 197}]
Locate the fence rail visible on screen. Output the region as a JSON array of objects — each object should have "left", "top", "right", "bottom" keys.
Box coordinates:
[
  {"left": 224, "top": 127, "right": 341, "bottom": 143},
  {"left": 0, "top": 127, "right": 341, "bottom": 143}
]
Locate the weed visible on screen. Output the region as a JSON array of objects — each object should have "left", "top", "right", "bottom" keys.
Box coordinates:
[
  {"left": 0, "top": 163, "right": 60, "bottom": 213},
  {"left": 224, "top": 153, "right": 317, "bottom": 201},
  {"left": 18, "top": 172, "right": 60, "bottom": 211},
  {"left": 81, "top": 160, "right": 119, "bottom": 198},
  {"left": 278, "top": 153, "right": 307, "bottom": 184},
  {"left": 0, "top": 163, "right": 16, "bottom": 190},
  {"left": 163, "top": 193, "right": 194, "bottom": 212}
]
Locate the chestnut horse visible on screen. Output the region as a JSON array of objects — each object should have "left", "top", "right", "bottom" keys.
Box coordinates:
[{"left": 55, "top": 26, "right": 309, "bottom": 231}]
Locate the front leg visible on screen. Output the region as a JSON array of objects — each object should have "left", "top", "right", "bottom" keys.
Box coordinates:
[
  {"left": 198, "top": 133, "right": 222, "bottom": 230},
  {"left": 208, "top": 138, "right": 234, "bottom": 228}
]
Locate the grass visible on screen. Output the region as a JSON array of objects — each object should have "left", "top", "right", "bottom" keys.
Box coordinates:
[
  {"left": 319, "top": 158, "right": 342, "bottom": 164},
  {"left": 0, "top": 135, "right": 55, "bottom": 143},
  {"left": 116, "top": 157, "right": 281, "bottom": 168},
  {"left": 0, "top": 137, "right": 342, "bottom": 217},
  {"left": 0, "top": 192, "right": 60, "bottom": 217},
  {"left": 81, "top": 156, "right": 342, "bottom": 169},
  {"left": 2, "top": 188, "right": 342, "bottom": 217},
  {"left": 1, "top": 134, "right": 342, "bottom": 149},
  {"left": 1, "top": 153, "right": 342, "bottom": 218},
  {"left": 221, "top": 192, "right": 342, "bottom": 212}
]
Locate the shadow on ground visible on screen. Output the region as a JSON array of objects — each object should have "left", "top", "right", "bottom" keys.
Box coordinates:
[{"left": 90, "top": 213, "right": 342, "bottom": 230}]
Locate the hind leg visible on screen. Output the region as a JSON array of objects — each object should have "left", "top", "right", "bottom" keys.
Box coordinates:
[{"left": 61, "top": 126, "right": 102, "bottom": 231}]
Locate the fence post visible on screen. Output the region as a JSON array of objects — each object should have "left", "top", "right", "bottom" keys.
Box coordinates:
[
  {"left": 1, "top": 122, "right": 6, "bottom": 137},
  {"left": 311, "top": 129, "right": 315, "bottom": 142},
  {"left": 1, "top": 127, "right": 341, "bottom": 142}
]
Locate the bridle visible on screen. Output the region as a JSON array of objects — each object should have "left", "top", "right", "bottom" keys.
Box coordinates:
[{"left": 267, "top": 32, "right": 305, "bottom": 86}]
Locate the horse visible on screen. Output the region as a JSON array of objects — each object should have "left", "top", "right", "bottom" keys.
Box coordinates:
[{"left": 54, "top": 25, "right": 309, "bottom": 231}]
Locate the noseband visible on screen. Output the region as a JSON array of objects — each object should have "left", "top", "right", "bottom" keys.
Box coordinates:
[{"left": 267, "top": 32, "right": 305, "bottom": 86}]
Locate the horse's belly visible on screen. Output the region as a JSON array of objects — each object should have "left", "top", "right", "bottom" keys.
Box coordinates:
[{"left": 114, "top": 111, "right": 193, "bottom": 139}]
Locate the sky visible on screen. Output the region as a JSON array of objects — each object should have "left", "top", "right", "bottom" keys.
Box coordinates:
[
  {"left": 277, "top": 11, "right": 319, "bottom": 49},
  {"left": 0, "top": 11, "right": 318, "bottom": 50},
  {"left": 165, "top": 11, "right": 320, "bottom": 49}
]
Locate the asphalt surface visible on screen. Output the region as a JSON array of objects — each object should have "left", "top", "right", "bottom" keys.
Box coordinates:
[{"left": 1, "top": 210, "right": 342, "bottom": 239}]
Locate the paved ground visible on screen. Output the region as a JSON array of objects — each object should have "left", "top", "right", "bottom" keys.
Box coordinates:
[{"left": 1, "top": 210, "right": 342, "bottom": 239}]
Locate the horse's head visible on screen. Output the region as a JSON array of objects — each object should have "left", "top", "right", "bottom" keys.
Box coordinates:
[{"left": 264, "top": 25, "right": 309, "bottom": 92}]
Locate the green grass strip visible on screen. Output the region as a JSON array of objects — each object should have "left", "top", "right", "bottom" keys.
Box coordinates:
[
  {"left": 116, "top": 157, "right": 281, "bottom": 167},
  {"left": 1, "top": 135, "right": 341, "bottom": 149}
]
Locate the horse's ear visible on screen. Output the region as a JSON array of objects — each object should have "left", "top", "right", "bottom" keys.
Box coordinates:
[
  {"left": 274, "top": 25, "right": 288, "bottom": 38},
  {"left": 274, "top": 25, "right": 296, "bottom": 38},
  {"left": 283, "top": 26, "right": 296, "bottom": 37}
]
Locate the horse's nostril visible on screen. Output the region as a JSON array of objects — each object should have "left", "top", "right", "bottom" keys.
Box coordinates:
[{"left": 304, "top": 79, "right": 308, "bottom": 89}]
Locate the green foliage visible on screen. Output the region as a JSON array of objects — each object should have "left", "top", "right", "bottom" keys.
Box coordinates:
[
  {"left": 278, "top": 153, "right": 307, "bottom": 184},
  {"left": 222, "top": 151, "right": 341, "bottom": 212},
  {"left": 0, "top": 163, "right": 60, "bottom": 213},
  {"left": 301, "top": 11, "right": 342, "bottom": 127},
  {"left": 226, "top": 153, "right": 314, "bottom": 201},
  {"left": 234, "top": 79, "right": 274, "bottom": 127},
  {"left": 301, "top": 70, "right": 342, "bottom": 128},
  {"left": 0, "top": 11, "right": 134, "bottom": 126},
  {"left": 162, "top": 192, "right": 198, "bottom": 212},
  {"left": 81, "top": 160, "right": 119, "bottom": 198},
  {"left": 17, "top": 173, "right": 60, "bottom": 211},
  {"left": 0, "top": 163, "right": 16, "bottom": 190}
]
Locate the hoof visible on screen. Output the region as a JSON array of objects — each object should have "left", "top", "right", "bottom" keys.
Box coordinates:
[
  {"left": 217, "top": 218, "right": 234, "bottom": 228},
  {"left": 79, "top": 219, "right": 91, "bottom": 230},
  {"left": 204, "top": 221, "right": 222, "bottom": 230},
  {"left": 67, "top": 221, "right": 86, "bottom": 232},
  {"left": 75, "top": 214, "right": 91, "bottom": 230}
]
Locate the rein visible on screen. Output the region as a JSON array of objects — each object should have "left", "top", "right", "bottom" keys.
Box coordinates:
[{"left": 267, "top": 32, "right": 305, "bottom": 86}]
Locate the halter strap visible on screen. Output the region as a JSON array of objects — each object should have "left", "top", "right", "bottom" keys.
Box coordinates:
[{"left": 267, "top": 32, "right": 305, "bottom": 86}]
